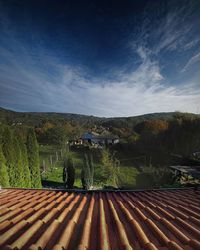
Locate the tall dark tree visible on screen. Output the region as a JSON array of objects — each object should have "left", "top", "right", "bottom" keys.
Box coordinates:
[
  {"left": 2, "top": 127, "right": 15, "bottom": 186},
  {"left": 0, "top": 145, "right": 10, "bottom": 187},
  {"left": 63, "top": 156, "right": 75, "bottom": 189},
  {"left": 27, "top": 129, "right": 42, "bottom": 188}
]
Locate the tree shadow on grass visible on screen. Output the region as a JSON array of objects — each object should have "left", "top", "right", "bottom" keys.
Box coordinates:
[{"left": 42, "top": 180, "right": 65, "bottom": 189}]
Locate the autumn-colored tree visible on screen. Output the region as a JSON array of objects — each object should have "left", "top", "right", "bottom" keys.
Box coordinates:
[
  {"left": 42, "top": 122, "right": 54, "bottom": 132},
  {"left": 135, "top": 120, "right": 169, "bottom": 135}
]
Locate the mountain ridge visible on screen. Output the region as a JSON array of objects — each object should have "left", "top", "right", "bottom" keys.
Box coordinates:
[{"left": 0, "top": 106, "right": 199, "bottom": 127}]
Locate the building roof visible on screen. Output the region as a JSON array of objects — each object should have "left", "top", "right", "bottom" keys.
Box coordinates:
[
  {"left": 0, "top": 188, "right": 200, "bottom": 250},
  {"left": 82, "top": 132, "right": 119, "bottom": 140}
]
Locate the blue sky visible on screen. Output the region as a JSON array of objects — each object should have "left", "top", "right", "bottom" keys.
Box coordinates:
[{"left": 0, "top": 0, "right": 200, "bottom": 117}]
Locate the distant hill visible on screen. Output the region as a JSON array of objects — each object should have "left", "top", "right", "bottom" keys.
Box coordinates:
[
  {"left": 0, "top": 107, "right": 199, "bottom": 128},
  {"left": 0, "top": 107, "right": 103, "bottom": 126}
]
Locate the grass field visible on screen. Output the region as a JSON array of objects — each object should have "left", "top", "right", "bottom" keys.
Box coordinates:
[{"left": 39, "top": 144, "right": 140, "bottom": 189}]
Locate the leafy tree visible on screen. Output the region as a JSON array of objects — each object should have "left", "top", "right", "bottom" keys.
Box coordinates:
[
  {"left": 101, "top": 148, "right": 120, "bottom": 188},
  {"left": 42, "top": 122, "right": 54, "bottom": 132},
  {"left": 127, "top": 132, "right": 140, "bottom": 143},
  {"left": 0, "top": 145, "right": 10, "bottom": 187},
  {"left": 162, "top": 117, "right": 200, "bottom": 156},
  {"left": 81, "top": 153, "right": 94, "bottom": 190},
  {"left": 63, "top": 156, "right": 75, "bottom": 189},
  {"left": 46, "top": 126, "right": 67, "bottom": 146},
  {"left": 2, "top": 127, "right": 15, "bottom": 186},
  {"left": 27, "top": 129, "right": 42, "bottom": 188}
]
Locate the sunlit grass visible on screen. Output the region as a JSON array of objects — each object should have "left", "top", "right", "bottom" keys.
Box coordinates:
[{"left": 40, "top": 144, "right": 140, "bottom": 189}]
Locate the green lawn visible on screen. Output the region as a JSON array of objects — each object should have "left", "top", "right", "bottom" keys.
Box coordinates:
[
  {"left": 40, "top": 145, "right": 178, "bottom": 190},
  {"left": 118, "top": 166, "right": 139, "bottom": 189},
  {"left": 40, "top": 144, "right": 140, "bottom": 189}
]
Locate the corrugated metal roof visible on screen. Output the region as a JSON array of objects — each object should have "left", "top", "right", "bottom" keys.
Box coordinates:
[{"left": 0, "top": 188, "right": 200, "bottom": 250}]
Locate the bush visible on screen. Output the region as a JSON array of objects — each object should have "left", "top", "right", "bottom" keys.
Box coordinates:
[
  {"left": 136, "top": 166, "right": 175, "bottom": 189},
  {"left": 101, "top": 148, "right": 120, "bottom": 188}
]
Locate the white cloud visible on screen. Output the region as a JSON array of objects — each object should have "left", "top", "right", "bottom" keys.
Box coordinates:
[
  {"left": 0, "top": 43, "right": 200, "bottom": 117},
  {"left": 181, "top": 52, "right": 200, "bottom": 72}
]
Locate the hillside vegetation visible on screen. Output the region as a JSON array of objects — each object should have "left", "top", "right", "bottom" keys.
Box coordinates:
[{"left": 0, "top": 107, "right": 200, "bottom": 190}]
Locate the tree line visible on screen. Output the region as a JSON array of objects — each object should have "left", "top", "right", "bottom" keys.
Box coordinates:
[{"left": 0, "top": 126, "right": 41, "bottom": 188}]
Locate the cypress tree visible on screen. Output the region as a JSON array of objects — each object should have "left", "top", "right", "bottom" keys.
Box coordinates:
[
  {"left": 0, "top": 145, "right": 10, "bottom": 187},
  {"left": 18, "top": 135, "right": 31, "bottom": 188},
  {"left": 63, "top": 156, "right": 75, "bottom": 189},
  {"left": 81, "top": 153, "right": 94, "bottom": 190},
  {"left": 12, "top": 135, "right": 24, "bottom": 187},
  {"left": 27, "top": 129, "right": 42, "bottom": 188},
  {"left": 2, "top": 127, "right": 15, "bottom": 186}
]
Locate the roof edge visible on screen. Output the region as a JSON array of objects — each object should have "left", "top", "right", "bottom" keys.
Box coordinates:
[{"left": 1, "top": 186, "right": 197, "bottom": 193}]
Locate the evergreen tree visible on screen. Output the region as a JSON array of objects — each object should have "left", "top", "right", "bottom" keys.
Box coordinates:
[
  {"left": 0, "top": 145, "right": 10, "bottom": 187},
  {"left": 27, "top": 129, "right": 42, "bottom": 188},
  {"left": 18, "top": 135, "right": 31, "bottom": 188},
  {"left": 63, "top": 156, "right": 75, "bottom": 189},
  {"left": 12, "top": 135, "right": 24, "bottom": 187},
  {"left": 81, "top": 153, "right": 94, "bottom": 190},
  {"left": 2, "top": 127, "right": 15, "bottom": 186}
]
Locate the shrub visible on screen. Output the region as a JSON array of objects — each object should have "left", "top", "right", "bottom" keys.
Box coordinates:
[{"left": 101, "top": 148, "right": 120, "bottom": 188}]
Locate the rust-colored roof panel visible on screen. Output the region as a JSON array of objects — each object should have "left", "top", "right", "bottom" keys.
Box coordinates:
[{"left": 0, "top": 188, "right": 200, "bottom": 250}]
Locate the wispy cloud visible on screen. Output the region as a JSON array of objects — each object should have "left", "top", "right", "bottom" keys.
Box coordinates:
[
  {"left": 149, "top": 1, "right": 200, "bottom": 53},
  {"left": 181, "top": 52, "right": 200, "bottom": 72},
  {"left": 0, "top": 42, "right": 200, "bottom": 117},
  {"left": 183, "top": 39, "right": 200, "bottom": 50}
]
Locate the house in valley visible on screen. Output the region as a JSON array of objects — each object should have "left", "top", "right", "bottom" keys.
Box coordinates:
[{"left": 82, "top": 132, "right": 119, "bottom": 145}]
